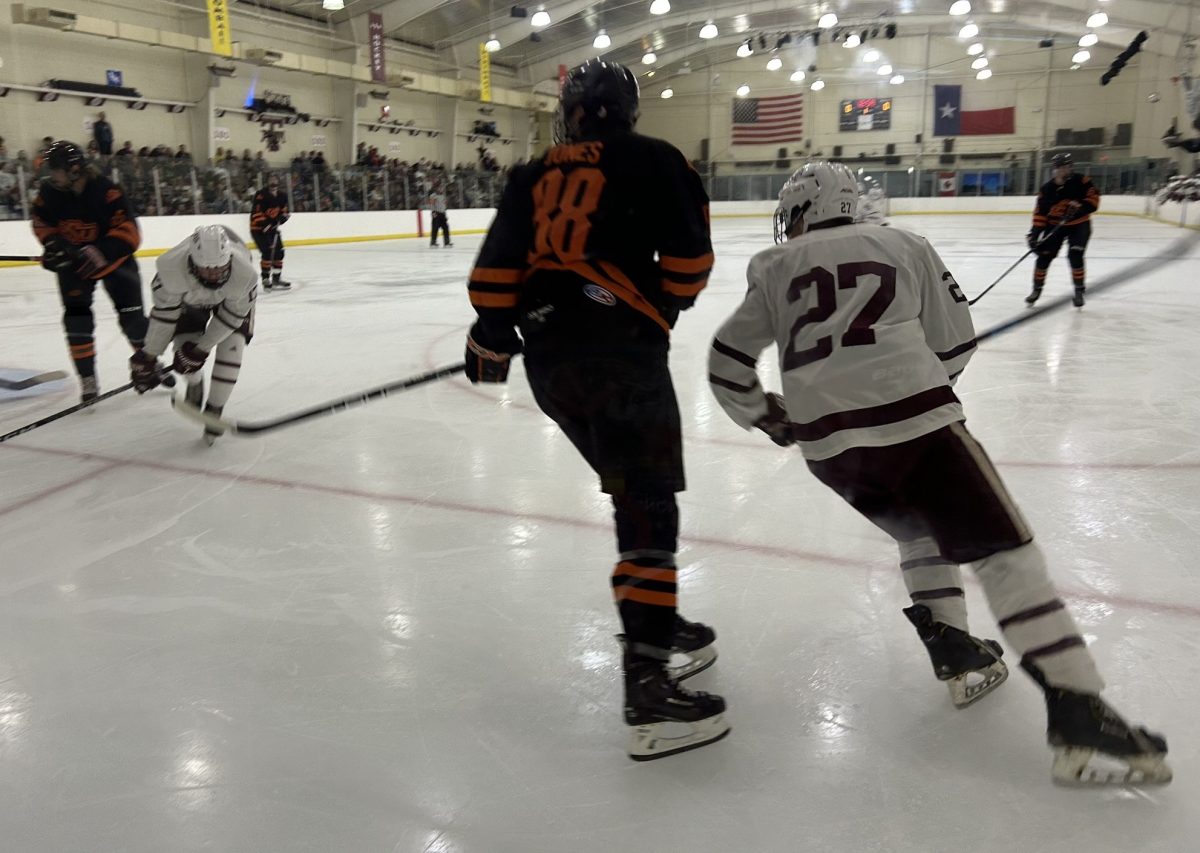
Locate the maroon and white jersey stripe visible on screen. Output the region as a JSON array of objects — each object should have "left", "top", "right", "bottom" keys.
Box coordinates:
[{"left": 709, "top": 224, "right": 976, "bottom": 460}]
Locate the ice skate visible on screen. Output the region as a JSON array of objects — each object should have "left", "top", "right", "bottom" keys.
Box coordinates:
[
  {"left": 270, "top": 275, "right": 291, "bottom": 290},
  {"left": 1073, "top": 287, "right": 1086, "bottom": 308},
  {"left": 1025, "top": 664, "right": 1171, "bottom": 786},
  {"left": 261, "top": 278, "right": 273, "bottom": 291},
  {"left": 80, "top": 375, "right": 99, "bottom": 409},
  {"left": 904, "top": 605, "right": 1008, "bottom": 709},
  {"left": 202, "top": 403, "right": 224, "bottom": 446},
  {"left": 624, "top": 651, "right": 729, "bottom": 761},
  {"left": 1025, "top": 286, "right": 1043, "bottom": 307},
  {"left": 668, "top": 614, "right": 718, "bottom": 681}
]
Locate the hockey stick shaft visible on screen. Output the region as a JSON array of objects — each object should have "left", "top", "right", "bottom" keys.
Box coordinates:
[
  {"left": 172, "top": 363, "right": 466, "bottom": 436},
  {"left": 967, "top": 219, "right": 1069, "bottom": 307},
  {"left": 0, "top": 371, "right": 68, "bottom": 390},
  {"left": 0, "top": 369, "right": 173, "bottom": 443},
  {"left": 0, "top": 255, "right": 42, "bottom": 263}
]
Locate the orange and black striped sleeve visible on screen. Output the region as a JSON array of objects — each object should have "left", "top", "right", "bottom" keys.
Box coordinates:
[
  {"left": 31, "top": 193, "right": 58, "bottom": 245},
  {"left": 1032, "top": 189, "right": 1049, "bottom": 229},
  {"left": 91, "top": 183, "right": 140, "bottom": 277},
  {"left": 655, "top": 145, "right": 713, "bottom": 310},
  {"left": 468, "top": 167, "right": 536, "bottom": 336},
  {"left": 250, "top": 192, "right": 267, "bottom": 231}
]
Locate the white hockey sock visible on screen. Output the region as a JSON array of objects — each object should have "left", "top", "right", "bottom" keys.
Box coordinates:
[
  {"left": 206, "top": 334, "right": 245, "bottom": 409},
  {"left": 899, "top": 537, "right": 968, "bottom": 631},
  {"left": 971, "top": 542, "right": 1104, "bottom": 694}
]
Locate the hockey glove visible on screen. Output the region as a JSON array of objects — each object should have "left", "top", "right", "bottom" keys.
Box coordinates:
[
  {"left": 465, "top": 335, "right": 516, "bottom": 383},
  {"left": 172, "top": 341, "right": 210, "bottom": 375},
  {"left": 74, "top": 245, "right": 108, "bottom": 278},
  {"left": 1026, "top": 230, "right": 1042, "bottom": 251},
  {"left": 754, "top": 392, "right": 794, "bottom": 447},
  {"left": 41, "top": 238, "right": 77, "bottom": 273},
  {"left": 129, "top": 350, "right": 164, "bottom": 394}
]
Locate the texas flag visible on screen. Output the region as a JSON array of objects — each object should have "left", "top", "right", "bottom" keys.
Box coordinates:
[{"left": 933, "top": 84, "right": 1015, "bottom": 136}]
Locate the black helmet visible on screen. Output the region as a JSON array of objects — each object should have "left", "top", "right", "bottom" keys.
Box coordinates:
[
  {"left": 45, "top": 140, "right": 87, "bottom": 172},
  {"left": 554, "top": 59, "right": 640, "bottom": 144},
  {"left": 1052, "top": 152, "right": 1073, "bottom": 167}
]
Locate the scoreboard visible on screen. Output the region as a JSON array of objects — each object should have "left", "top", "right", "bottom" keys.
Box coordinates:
[{"left": 840, "top": 98, "right": 892, "bottom": 131}]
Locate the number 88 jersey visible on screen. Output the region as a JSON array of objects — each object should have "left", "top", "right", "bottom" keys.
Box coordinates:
[
  {"left": 709, "top": 224, "right": 978, "bottom": 461},
  {"left": 467, "top": 130, "right": 713, "bottom": 339}
]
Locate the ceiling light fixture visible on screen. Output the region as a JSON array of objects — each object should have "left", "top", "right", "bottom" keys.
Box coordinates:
[
  {"left": 1079, "top": 33, "right": 1098, "bottom": 47},
  {"left": 818, "top": 13, "right": 838, "bottom": 29},
  {"left": 737, "top": 41, "right": 753, "bottom": 58},
  {"left": 767, "top": 56, "right": 783, "bottom": 71},
  {"left": 593, "top": 30, "right": 610, "bottom": 49},
  {"left": 736, "top": 84, "right": 750, "bottom": 97},
  {"left": 642, "top": 51, "right": 657, "bottom": 64},
  {"left": 485, "top": 36, "right": 501, "bottom": 52},
  {"left": 971, "top": 57, "right": 988, "bottom": 69},
  {"left": 660, "top": 87, "right": 674, "bottom": 98},
  {"left": 699, "top": 21, "right": 718, "bottom": 39},
  {"left": 649, "top": 0, "right": 670, "bottom": 14},
  {"left": 1072, "top": 49, "right": 1091, "bottom": 63},
  {"left": 790, "top": 69, "right": 806, "bottom": 82},
  {"left": 959, "top": 22, "right": 979, "bottom": 39},
  {"left": 530, "top": 7, "right": 550, "bottom": 27},
  {"left": 890, "top": 74, "right": 905, "bottom": 84},
  {"left": 976, "top": 68, "right": 992, "bottom": 80},
  {"left": 811, "top": 79, "right": 826, "bottom": 90},
  {"left": 877, "top": 64, "right": 893, "bottom": 75},
  {"left": 863, "top": 49, "right": 880, "bottom": 63},
  {"left": 1086, "top": 12, "right": 1108, "bottom": 29},
  {"left": 844, "top": 33, "right": 860, "bottom": 48},
  {"left": 967, "top": 42, "right": 984, "bottom": 55},
  {"left": 949, "top": 1, "right": 971, "bottom": 15}
]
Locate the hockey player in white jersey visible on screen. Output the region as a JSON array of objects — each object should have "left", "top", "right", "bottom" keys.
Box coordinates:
[
  {"left": 129, "top": 225, "right": 257, "bottom": 444},
  {"left": 855, "top": 183, "right": 888, "bottom": 225},
  {"left": 709, "top": 160, "right": 1170, "bottom": 787}
]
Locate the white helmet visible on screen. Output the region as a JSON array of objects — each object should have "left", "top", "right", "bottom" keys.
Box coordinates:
[
  {"left": 188, "top": 224, "right": 234, "bottom": 288},
  {"left": 774, "top": 161, "right": 859, "bottom": 243}
]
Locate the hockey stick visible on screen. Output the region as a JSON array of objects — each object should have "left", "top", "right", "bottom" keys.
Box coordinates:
[
  {"left": 0, "top": 371, "right": 68, "bottom": 390},
  {"left": 0, "top": 255, "right": 42, "bottom": 263},
  {"left": 0, "top": 369, "right": 172, "bottom": 443},
  {"left": 967, "top": 219, "right": 1068, "bottom": 306},
  {"left": 171, "top": 362, "right": 466, "bottom": 436}
]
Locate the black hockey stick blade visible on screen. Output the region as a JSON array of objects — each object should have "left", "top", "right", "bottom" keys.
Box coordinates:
[
  {"left": 170, "top": 363, "right": 466, "bottom": 436},
  {"left": 0, "top": 255, "right": 42, "bottom": 263},
  {"left": 0, "top": 370, "right": 68, "bottom": 390}
]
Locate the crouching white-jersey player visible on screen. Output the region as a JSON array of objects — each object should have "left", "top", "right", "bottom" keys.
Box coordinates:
[
  {"left": 129, "top": 224, "right": 256, "bottom": 444},
  {"left": 709, "top": 160, "right": 1170, "bottom": 787}
]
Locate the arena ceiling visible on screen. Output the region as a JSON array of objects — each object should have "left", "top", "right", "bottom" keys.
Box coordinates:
[{"left": 263, "top": 0, "right": 1197, "bottom": 87}]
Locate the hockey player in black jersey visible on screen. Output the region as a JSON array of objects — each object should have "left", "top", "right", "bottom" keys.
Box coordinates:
[
  {"left": 1026, "top": 153, "right": 1100, "bottom": 307},
  {"left": 250, "top": 174, "right": 290, "bottom": 290},
  {"left": 464, "top": 59, "right": 727, "bottom": 761},
  {"left": 31, "top": 140, "right": 149, "bottom": 404}
]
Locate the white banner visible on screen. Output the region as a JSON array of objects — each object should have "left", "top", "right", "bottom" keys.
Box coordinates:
[
  {"left": 212, "top": 126, "right": 232, "bottom": 142},
  {"left": 388, "top": 141, "right": 405, "bottom": 155},
  {"left": 310, "top": 134, "right": 327, "bottom": 148}
]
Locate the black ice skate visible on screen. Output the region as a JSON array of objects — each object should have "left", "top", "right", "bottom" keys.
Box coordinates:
[
  {"left": 904, "top": 605, "right": 1008, "bottom": 709},
  {"left": 624, "top": 652, "right": 729, "bottom": 761},
  {"left": 270, "top": 276, "right": 291, "bottom": 290},
  {"left": 668, "top": 614, "right": 718, "bottom": 681},
  {"left": 1073, "top": 287, "right": 1086, "bottom": 308},
  {"left": 261, "top": 277, "right": 273, "bottom": 291},
  {"left": 202, "top": 403, "right": 224, "bottom": 446},
  {"left": 1024, "top": 663, "right": 1171, "bottom": 786},
  {"left": 1025, "top": 285, "right": 1043, "bottom": 306},
  {"left": 80, "top": 375, "right": 99, "bottom": 409}
]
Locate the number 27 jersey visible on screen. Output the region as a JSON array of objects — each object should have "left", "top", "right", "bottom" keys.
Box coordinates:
[{"left": 710, "top": 225, "right": 977, "bottom": 461}]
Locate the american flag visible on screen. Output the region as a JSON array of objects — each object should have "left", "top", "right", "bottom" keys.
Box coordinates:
[{"left": 731, "top": 93, "right": 805, "bottom": 144}]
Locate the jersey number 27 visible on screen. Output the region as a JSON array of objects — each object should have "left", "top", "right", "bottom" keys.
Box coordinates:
[{"left": 783, "top": 261, "right": 897, "bottom": 370}]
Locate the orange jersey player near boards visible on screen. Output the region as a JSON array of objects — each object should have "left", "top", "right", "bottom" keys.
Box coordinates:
[
  {"left": 31, "top": 140, "right": 149, "bottom": 404},
  {"left": 463, "top": 59, "right": 728, "bottom": 762},
  {"left": 250, "top": 174, "right": 291, "bottom": 290}
]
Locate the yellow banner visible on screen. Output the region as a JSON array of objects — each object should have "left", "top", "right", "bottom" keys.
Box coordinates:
[
  {"left": 207, "top": 0, "right": 232, "bottom": 58},
  {"left": 479, "top": 43, "right": 492, "bottom": 103}
]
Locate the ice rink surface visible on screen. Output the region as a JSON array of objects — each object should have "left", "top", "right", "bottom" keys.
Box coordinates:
[{"left": 1, "top": 213, "right": 1198, "bottom": 852}]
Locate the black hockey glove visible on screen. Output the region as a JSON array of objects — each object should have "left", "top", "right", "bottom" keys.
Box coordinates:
[
  {"left": 754, "top": 392, "right": 794, "bottom": 447},
  {"left": 1026, "top": 230, "right": 1042, "bottom": 251},
  {"left": 129, "top": 350, "right": 164, "bottom": 394},
  {"left": 41, "top": 237, "right": 78, "bottom": 273},
  {"left": 463, "top": 321, "right": 520, "bottom": 386}
]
